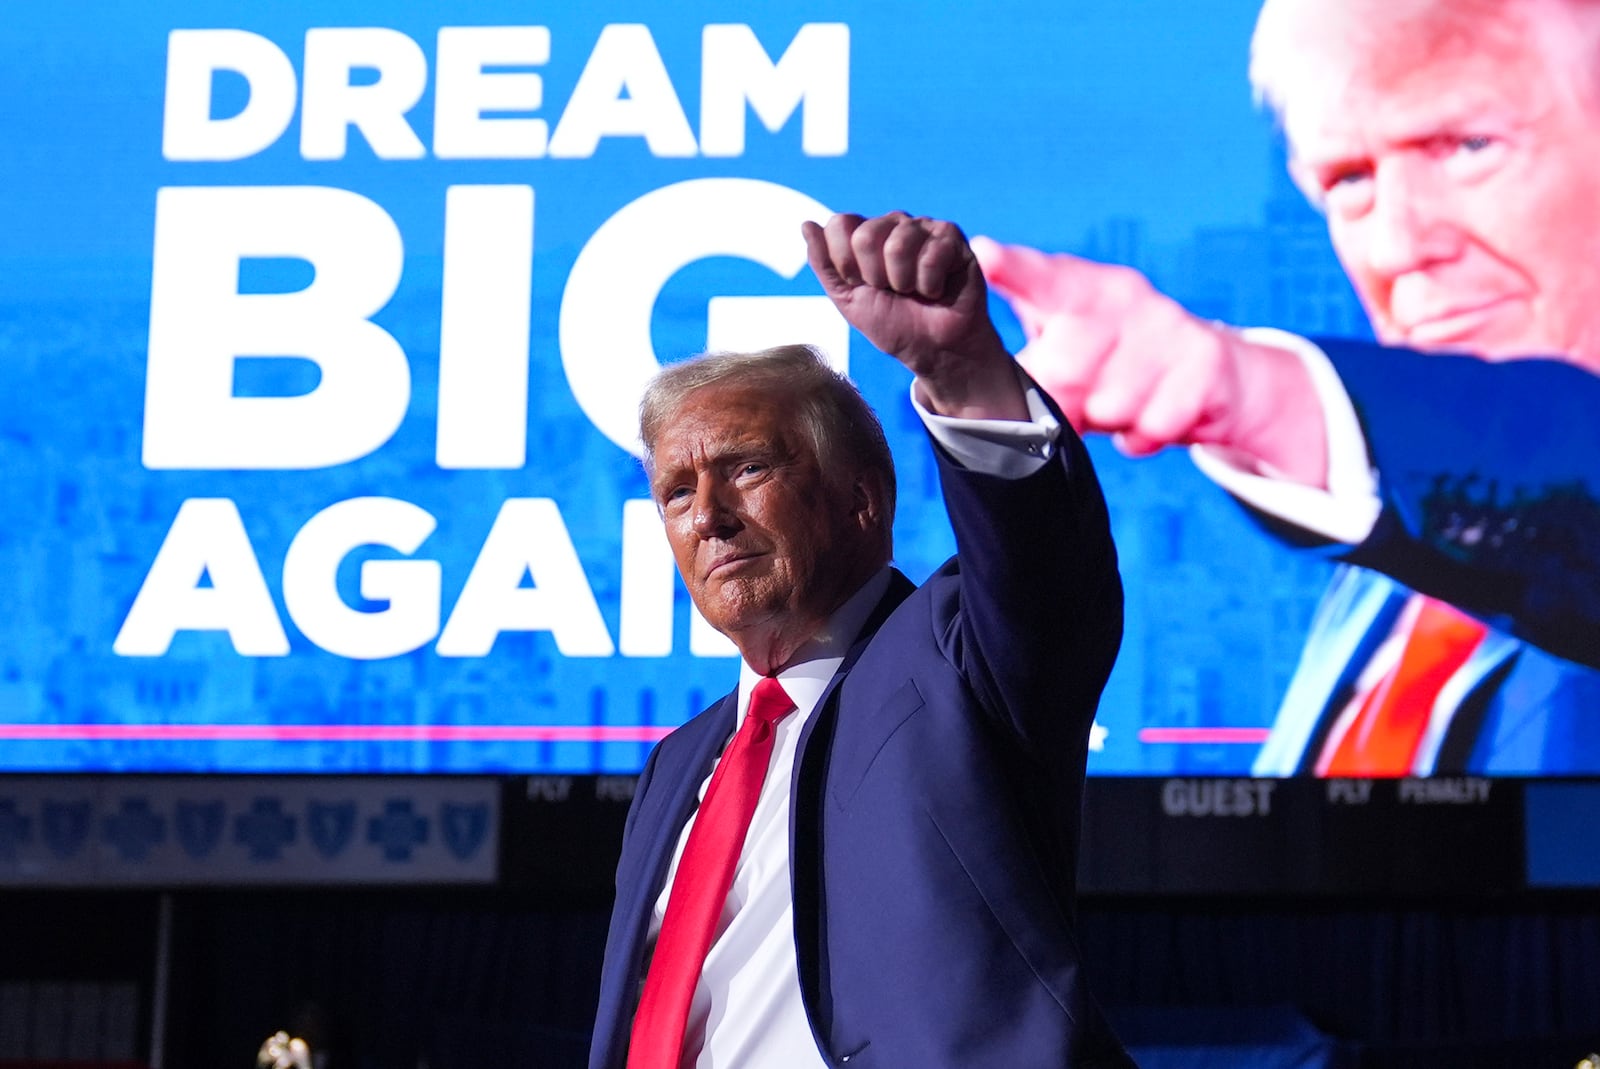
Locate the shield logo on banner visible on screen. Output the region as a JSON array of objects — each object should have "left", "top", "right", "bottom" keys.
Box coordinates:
[
  {"left": 176, "top": 800, "right": 225, "bottom": 859},
  {"left": 441, "top": 803, "right": 489, "bottom": 861},
  {"left": 308, "top": 801, "right": 356, "bottom": 858},
  {"left": 42, "top": 801, "right": 90, "bottom": 859}
]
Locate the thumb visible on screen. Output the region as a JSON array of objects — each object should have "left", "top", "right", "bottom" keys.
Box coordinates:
[{"left": 801, "top": 219, "right": 849, "bottom": 300}]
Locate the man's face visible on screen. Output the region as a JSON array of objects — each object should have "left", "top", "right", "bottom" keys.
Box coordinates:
[
  {"left": 649, "top": 384, "right": 880, "bottom": 655},
  {"left": 1284, "top": 4, "right": 1600, "bottom": 368}
]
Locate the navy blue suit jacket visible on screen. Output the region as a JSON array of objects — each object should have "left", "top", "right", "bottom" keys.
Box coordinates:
[
  {"left": 1254, "top": 341, "right": 1600, "bottom": 774},
  {"left": 590, "top": 416, "right": 1130, "bottom": 1067}
]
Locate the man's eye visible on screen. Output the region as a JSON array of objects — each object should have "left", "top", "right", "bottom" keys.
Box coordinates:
[
  {"left": 1316, "top": 165, "right": 1374, "bottom": 218},
  {"left": 1444, "top": 134, "right": 1504, "bottom": 180},
  {"left": 739, "top": 462, "right": 767, "bottom": 477},
  {"left": 1325, "top": 167, "right": 1370, "bottom": 191}
]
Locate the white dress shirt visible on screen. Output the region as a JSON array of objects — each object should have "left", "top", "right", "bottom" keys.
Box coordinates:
[{"left": 641, "top": 380, "right": 1060, "bottom": 1068}]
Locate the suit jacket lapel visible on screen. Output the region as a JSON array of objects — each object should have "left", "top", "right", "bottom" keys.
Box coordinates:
[
  {"left": 601, "top": 688, "right": 739, "bottom": 1057},
  {"left": 788, "top": 568, "right": 915, "bottom": 1036},
  {"left": 627, "top": 690, "right": 738, "bottom": 921},
  {"left": 792, "top": 569, "right": 916, "bottom": 765}
]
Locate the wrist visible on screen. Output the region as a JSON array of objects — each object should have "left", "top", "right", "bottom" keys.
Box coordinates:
[
  {"left": 1226, "top": 337, "right": 1329, "bottom": 488},
  {"left": 910, "top": 340, "right": 1029, "bottom": 421}
]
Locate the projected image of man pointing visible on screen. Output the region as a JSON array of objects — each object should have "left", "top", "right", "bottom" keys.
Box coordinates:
[{"left": 976, "top": 0, "right": 1600, "bottom": 775}]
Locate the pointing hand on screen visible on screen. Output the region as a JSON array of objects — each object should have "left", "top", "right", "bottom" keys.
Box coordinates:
[{"left": 973, "top": 236, "right": 1329, "bottom": 488}]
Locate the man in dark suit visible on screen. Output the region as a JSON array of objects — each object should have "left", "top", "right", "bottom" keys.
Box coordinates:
[
  {"left": 972, "top": 0, "right": 1600, "bottom": 775},
  {"left": 588, "top": 212, "right": 1129, "bottom": 1067}
]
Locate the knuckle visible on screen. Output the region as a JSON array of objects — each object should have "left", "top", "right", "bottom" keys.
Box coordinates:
[
  {"left": 1133, "top": 407, "right": 1176, "bottom": 444},
  {"left": 827, "top": 213, "right": 863, "bottom": 237},
  {"left": 1146, "top": 297, "right": 1189, "bottom": 337},
  {"left": 883, "top": 225, "right": 918, "bottom": 253},
  {"left": 853, "top": 215, "right": 890, "bottom": 245},
  {"left": 1101, "top": 263, "right": 1153, "bottom": 302}
]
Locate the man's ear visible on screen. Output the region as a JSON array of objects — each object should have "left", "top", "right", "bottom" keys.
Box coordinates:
[{"left": 850, "top": 470, "right": 887, "bottom": 539}]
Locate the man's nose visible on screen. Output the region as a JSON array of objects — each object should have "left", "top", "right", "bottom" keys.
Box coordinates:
[
  {"left": 690, "top": 475, "right": 740, "bottom": 539},
  {"left": 1365, "top": 159, "right": 1463, "bottom": 277}
]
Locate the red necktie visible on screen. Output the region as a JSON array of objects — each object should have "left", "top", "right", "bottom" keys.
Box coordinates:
[
  {"left": 626, "top": 676, "right": 797, "bottom": 1069},
  {"left": 1317, "top": 595, "right": 1489, "bottom": 777}
]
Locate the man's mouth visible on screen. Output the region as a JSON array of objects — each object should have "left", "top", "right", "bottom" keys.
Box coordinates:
[
  {"left": 706, "top": 551, "right": 764, "bottom": 579},
  {"left": 1397, "top": 296, "right": 1519, "bottom": 346}
]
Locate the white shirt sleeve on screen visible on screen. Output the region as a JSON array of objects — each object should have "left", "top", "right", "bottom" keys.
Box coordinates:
[{"left": 1188, "top": 326, "right": 1381, "bottom": 546}]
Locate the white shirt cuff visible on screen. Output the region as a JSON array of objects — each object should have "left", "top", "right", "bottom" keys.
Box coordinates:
[
  {"left": 1189, "top": 327, "right": 1381, "bottom": 545},
  {"left": 910, "top": 372, "right": 1062, "bottom": 479}
]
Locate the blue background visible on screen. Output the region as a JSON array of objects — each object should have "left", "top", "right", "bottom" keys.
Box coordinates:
[{"left": 0, "top": 1, "right": 1374, "bottom": 773}]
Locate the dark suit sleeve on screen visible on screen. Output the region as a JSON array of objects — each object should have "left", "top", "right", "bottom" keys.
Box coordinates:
[{"left": 1316, "top": 340, "right": 1600, "bottom": 668}]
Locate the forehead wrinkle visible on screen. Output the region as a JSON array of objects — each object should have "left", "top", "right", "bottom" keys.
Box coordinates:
[
  {"left": 1303, "top": 91, "right": 1521, "bottom": 161},
  {"left": 648, "top": 408, "right": 796, "bottom": 494},
  {"left": 1275, "top": 0, "right": 1557, "bottom": 153},
  {"left": 1291, "top": 51, "right": 1554, "bottom": 169}
]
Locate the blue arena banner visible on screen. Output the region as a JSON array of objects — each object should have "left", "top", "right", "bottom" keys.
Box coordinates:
[{"left": 9, "top": 1, "right": 1583, "bottom": 776}]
